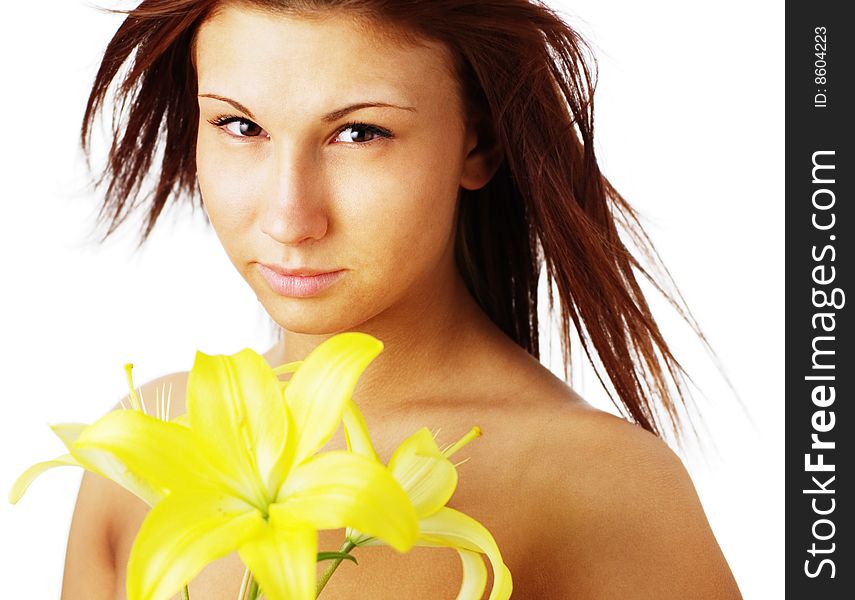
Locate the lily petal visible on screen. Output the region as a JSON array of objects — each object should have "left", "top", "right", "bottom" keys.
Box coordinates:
[
  {"left": 186, "top": 349, "right": 293, "bottom": 503},
  {"left": 456, "top": 549, "right": 488, "bottom": 600},
  {"left": 73, "top": 410, "right": 211, "bottom": 505},
  {"left": 75, "top": 448, "right": 165, "bottom": 506},
  {"left": 8, "top": 454, "right": 81, "bottom": 504},
  {"left": 387, "top": 427, "right": 458, "bottom": 517},
  {"left": 417, "top": 507, "right": 513, "bottom": 600},
  {"left": 50, "top": 423, "right": 88, "bottom": 449},
  {"left": 340, "top": 399, "right": 382, "bottom": 546},
  {"left": 285, "top": 333, "right": 383, "bottom": 464},
  {"left": 342, "top": 399, "right": 380, "bottom": 460},
  {"left": 170, "top": 413, "right": 191, "bottom": 428},
  {"left": 274, "top": 450, "right": 417, "bottom": 553},
  {"left": 127, "top": 491, "right": 264, "bottom": 600},
  {"left": 238, "top": 521, "right": 317, "bottom": 600}
]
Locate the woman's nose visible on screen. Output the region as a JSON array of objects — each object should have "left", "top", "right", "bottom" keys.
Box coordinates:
[{"left": 259, "top": 148, "right": 329, "bottom": 245}]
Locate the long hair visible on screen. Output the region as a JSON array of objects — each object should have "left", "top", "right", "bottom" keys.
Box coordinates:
[{"left": 83, "top": 0, "right": 728, "bottom": 446}]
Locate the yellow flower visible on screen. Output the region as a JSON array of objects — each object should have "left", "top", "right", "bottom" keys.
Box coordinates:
[
  {"left": 9, "top": 374, "right": 180, "bottom": 508},
  {"left": 10, "top": 333, "right": 418, "bottom": 600},
  {"left": 343, "top": 404, "right": 513, "bottom": 600}
]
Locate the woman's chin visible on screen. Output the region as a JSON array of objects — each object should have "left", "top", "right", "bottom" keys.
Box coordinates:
[{"left": 262, "top": 301, "right": 373, "bottom": 336}]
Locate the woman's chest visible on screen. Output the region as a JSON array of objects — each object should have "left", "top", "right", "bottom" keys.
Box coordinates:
[
  {"left": 165, "top": 535, "right": 474, "bottom": 599},
  {"left": 115, "top": 496, "right": 526, "bottom": 600},
  {"left": 112, "top": 406, "right": 547, "bottom": 599}
]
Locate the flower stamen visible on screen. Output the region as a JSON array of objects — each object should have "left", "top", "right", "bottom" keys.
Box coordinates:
[
  {"left": 138, "top": 388, "right": 149, "bottom": 416},
  {"left": 165, "top": 383, "right": 173, "bottom": 420},
  {"left": 124, "top": 363, "right": 145, "bottom": 413},
  {"left": 155, "top": 383, "right": 173, "bottom": 422},
  {"left": 441, "top": 426, "right": 482, "bottom": 459}
]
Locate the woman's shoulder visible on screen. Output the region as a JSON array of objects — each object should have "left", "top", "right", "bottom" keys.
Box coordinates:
[
  {"left": 61, "top": 369, "right": 193, "bottom": 597},
  {"left": 464, "top": 374, "right": 686, "bottom": 515},
  {"left": 464, "top": 350, "right": 682, "bottom": 487},
  {"left": 476, "top": 382, "right": 742, "bottom": 598},
  {"left": 496, "top": 395, "right": 691, "bottom": 540}
]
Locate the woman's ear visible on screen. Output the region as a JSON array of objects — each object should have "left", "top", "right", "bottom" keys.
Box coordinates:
[{"left": 459, "top": 116, "right": 503, "bottom": 191}]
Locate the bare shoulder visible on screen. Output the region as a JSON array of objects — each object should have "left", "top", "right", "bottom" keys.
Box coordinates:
[
  {"left": 496, "top": 391, "right": 743, "bottom": 599},
  {"left": 62, "top": 371, "right": 190, "bottom": 599},
  {"left": 102, "top": 369, "right": 190, "bottom": 508},
  {"left": 87, "top": 368, "right": 191, "bottom": 512}
]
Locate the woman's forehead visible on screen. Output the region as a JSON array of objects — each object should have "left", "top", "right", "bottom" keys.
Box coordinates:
[{"left": 194, "top": 4, "right": 460, "bottom": 112}]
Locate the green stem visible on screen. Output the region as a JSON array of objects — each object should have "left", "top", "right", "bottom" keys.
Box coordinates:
[
  {"left": 237, "top": 567, "right": 261, "bottom": 600},
  {"left": 316, "top": 540, "right": 357, "bottom": 597},
  {"left": 181, "top": 585, "right": 190, "bottom": 600},
  {"left": 237, "top": 568, "right": 251, "bottom": 600}
]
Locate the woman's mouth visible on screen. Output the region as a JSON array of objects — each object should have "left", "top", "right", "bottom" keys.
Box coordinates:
[{"left": 256, "top": 263, "right": 345, "bottom": 298}]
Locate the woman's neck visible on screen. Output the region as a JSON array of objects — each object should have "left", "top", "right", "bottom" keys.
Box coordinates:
[{"left": 266, "top": 266, "right": 515, "bottom": 411}]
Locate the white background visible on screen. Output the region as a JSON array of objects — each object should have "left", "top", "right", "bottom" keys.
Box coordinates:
[{"left": 0, "top": 1, "right": 782, "bottom": 598}]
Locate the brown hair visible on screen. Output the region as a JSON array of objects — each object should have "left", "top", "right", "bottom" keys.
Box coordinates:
[{"left": 83, "top": 0, "right": 730, "bottom": 446}]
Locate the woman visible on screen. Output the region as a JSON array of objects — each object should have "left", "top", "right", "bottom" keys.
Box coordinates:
[{"left": 61, "top": 0, "right": 743, "bottom": 598}]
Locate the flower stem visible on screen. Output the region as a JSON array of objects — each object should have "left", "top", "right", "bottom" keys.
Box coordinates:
[
  {"left": 237, "top": 568, "right": 251, "bottom": 599},
  {"left": 316, "top": 540, "right": 357, "bottom": 597},
  {"left": 238, "top": 567, "right": 261, "bottom": 600},
  {"left": 181, "top": 585, "right": 190, "bottom": 600}
]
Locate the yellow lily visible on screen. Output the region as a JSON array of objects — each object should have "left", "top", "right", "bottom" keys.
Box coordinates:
[
  {"left": 9, "top": 375, "right": 183, "bottom": 508},
  {"left": 343, "top": 404, "right": 513, "bottom": 600},
  {"left": 10, "top": 333, "right": 419, "bottom": 600}
]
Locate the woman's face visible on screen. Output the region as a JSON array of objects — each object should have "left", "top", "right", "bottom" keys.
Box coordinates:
[{"left": 194, "top": 4, "right": 490, "bottom": 334}]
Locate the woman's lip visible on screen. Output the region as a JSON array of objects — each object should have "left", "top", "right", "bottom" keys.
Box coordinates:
[{"left": 256, "top": 264, "right": 345, "bottom": 298}]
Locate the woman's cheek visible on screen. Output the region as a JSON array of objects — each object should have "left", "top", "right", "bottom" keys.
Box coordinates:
[
  {"left": 198, "top": 147, "right": 261, "bottom": 234},
  {"left": 349, "top": 160, "right": 454, "bottom": 278}
]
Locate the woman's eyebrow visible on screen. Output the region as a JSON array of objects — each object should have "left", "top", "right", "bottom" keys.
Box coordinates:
[
  {"left": 321, "top": 101, "right": 417, "bottom": 122},
  {"left": 198, "top": 93, "right": 416, "bottom": 122},
  {"left": 198, "top": 93, "right": 257, "bottom": 119}
]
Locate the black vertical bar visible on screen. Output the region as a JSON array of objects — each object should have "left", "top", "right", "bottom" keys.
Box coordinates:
[{"left": 786, "top": 2, "right": 853, "bottom": 597}]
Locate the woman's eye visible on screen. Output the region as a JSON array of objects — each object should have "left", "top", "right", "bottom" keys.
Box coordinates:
[
  {"left": 333, "top": 122, "right": 391, "bottom": 145},
  {"left": 207, "top": 116, "right": 390, "bottom": 145},
  {"left": 209, "top": 116, "right": 267, "bottom": 139}
]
